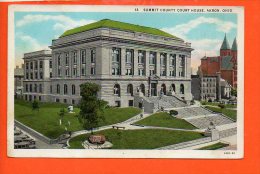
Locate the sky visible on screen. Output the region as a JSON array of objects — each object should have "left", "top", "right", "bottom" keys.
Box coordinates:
[{"left": 14, "top": 12, "right": 237, "bottom": 73}]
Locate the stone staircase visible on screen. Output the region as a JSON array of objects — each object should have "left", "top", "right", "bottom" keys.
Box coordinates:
[
  {"left": 187, "top": 114, "right": 234, "bottom": 129},
  {"left": 148, "top": 96, "right": 187, "bottom": 110},
  {"left": 175, "top": 107, "right": 212, "bottom": 119}
]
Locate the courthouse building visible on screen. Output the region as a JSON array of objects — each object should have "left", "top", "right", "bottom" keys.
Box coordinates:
[{"left": 23, "top": 19, "right": 193, "bottom": 108}]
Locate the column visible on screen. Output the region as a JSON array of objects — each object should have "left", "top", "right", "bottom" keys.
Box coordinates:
[
  {"left": 175, "top": 54, "right": 180, "bottom": 78},
  {"left": 134, "top": 49, "right": 138, "bottom": 76},
  {"left": 145, "top": 51, "right": 150, "bottom": 77},
  {"left": 121, "top": 48, "right": 126, "bottom": 75},
  {"left": 156, "top": 52, "right": 160, "bottom": 76},
  {"left": 166, "top": 53, "right": 170, "bottom": 77},
  {"left": 76, "top": 50, "right": 80, "bottom": 77}
]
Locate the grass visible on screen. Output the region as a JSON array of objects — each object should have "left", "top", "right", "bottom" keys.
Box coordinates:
[
  {"left": 198, "top": 142, "right": 229, "bottom": 150},
  {"left": 201, "top": 101, "right": 237, "bottom": 108},
  {"left": 60, "top": 19, "right": 181, "bottom": 40},
  {"left": 205, "top": 106, "right": 237, "bottom": 121},
  {"left": 15, "top": 99, "right": 141, "bottom": 139},
  {"left": 69, "top": 129, "right": 205, "bottom": 149},
  {"left": 134, "top": 112, "right": 197, "bottom": 130}
]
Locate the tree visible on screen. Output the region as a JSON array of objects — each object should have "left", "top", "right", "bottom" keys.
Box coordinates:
[
  {"left": 58, "top": 108, "right": 66, "bottom": 124},
  {"left": 231, "top": 88, "right": 237, "bottom": 97},
  {"left": 32, "top": 100, "right": 40, "bottom": 112},
  {"left": 77, "top": 83, "right": 108, "bottom": 134}
]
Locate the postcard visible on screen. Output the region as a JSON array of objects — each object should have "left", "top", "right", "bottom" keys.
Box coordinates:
[{"left": 8, "top": 5, "right": 244, "bottom": 158}]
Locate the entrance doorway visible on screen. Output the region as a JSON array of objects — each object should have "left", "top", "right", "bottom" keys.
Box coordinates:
[{"left": 151, "top": 83, "right": 157, "bottom": 96}]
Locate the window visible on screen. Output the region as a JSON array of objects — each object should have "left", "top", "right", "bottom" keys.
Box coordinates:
[
  {"left": 39, "top": 84, "right": 42, "bottom": 93},
  {"left": 73, "top": 68, "right": 77, "bottom": 76},
  {"left": 57, "top": 54, "right": 61, "bottom": 66},
  {"left": 64, "top": 99, "right": 67, "bottom": 103},
  {"left": 39, "top": 96, "right": 41, "bottom": 101},
  {"left": 72, "top": 85, "right": 76, "bottom": 95},
  {"left": 39, "top": 61, "right": 43, "bottom": 69},
  {"left": 34, "top": 61, "right": 38, "bottom": 70},
  {"left": 180, "top": 84, "right": 184, "bottom": 94},
  {"left": 81, "top": 66, "right": 86, "bottom": 76},
  {"left": 138, "top": 50, "right": 145, "bottom": 64},
  {"left": 26, "top": 73, "right": 29, "bottom": 79},
  {"left": 112, "top": 48, "right": 121, "bottom": 62},
  {"left": 50, "top": 72, "right": 52, "bottom": 78},
  {"left": 65, "top": 69, "right": 69, "bottom": 76},
  {"left": 40, "top": 72, "right": 43, "bottom": 79},
  {"left": 65, "top": 52, "right": 69, "bottom": 66},
  {"left": 34, "top": 84, "right": 37, "bottom": 92},
  {"left": 149, "top": 70, "right": 155, "bottom": 76},
  {"left": 112, "top": 68, "right": 120, "bottom": 75},
  {"left": 140, "top": 84, "right": 145, "bottom": 95},
  {"left": 179, "top": 55, "right": 185, "bottom": 66},
  {"left": 72, "top": 99, "right": 75, "bottom": 105},
  {"left": 73, "top": 51, "right": 77, "bottom": 65},
  {"left": 127, "top": 84, "right": 133, "bottom": 96},
  {"left": 56, "top": 98, "right": 60, "bottom": 103},
  {"left": 160, "top": 53, "right": 166, "bottom": 66},
  {"left": 30, "top": 62, "right": 33, "bottom": 69},
  {"left": 126, "top": 49, "right": 133, "bottom": 63},
  {"left": 81, "top": 50, "right": 86, "bottom": 64},
  {"left": 58, "top": 69, "right": 61, "bottom": 77},
  {"left": 91, "top": 49, "right": 96, "bottom": 63},
  {"left": 29, "top": 84, "right": 32, "bottom": 92},
  {"left": 113, "top": 84, "right": 120, "bottom": 96},
  {"left": 49, "top": 60, "right": 52, "bottom": 68},
  {"left": 57, "top": 84, "right": 60, "bottom": 94},
  {"left": 50, "top": 85, "right": 52, "bottom": 94},
  {"left": 169, "top": 70, "right": 175, "bottom": 76},
  {"left": 30, "top": 73, "right": 33, "bottom": 79},
  {"left": 149, "top": 52, "right": 156, "bottom": 64},
  {"left": 170, "top": 54, "right": 176, "bottom": 66},
  {"left": 64, "top": 84, "right": 68, "bottom": 94},
  {"left": 35, "top": 72, "right": 38, "bottom": 79},
  {"left": 91, "top": 67, "right": 95, "bottom": 75},
  {"left": 160, "top": 70, "right": 166, "bottom": 76},
  {"left": 125, "top": 68, "right": 132, "bottom": 75},
  {"left": 26, "top": 63, "right": 29, "bottom": 70},
  {"left": 138, "top": 69, "right": 145, "bottom": 76},
  {"left": 25, "top": 84, "right": 28, "bottom": 92}
]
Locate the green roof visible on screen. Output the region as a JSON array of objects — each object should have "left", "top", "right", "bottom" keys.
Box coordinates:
[
  {"left": 221, "top": 56, "right": 233, "bottom": 70},
  {"left": 231, "top": 37, "right": 237, "bottom": 51},
  {"left": 60, "top": 19, "right": 182, "bottom": 40},
  {"left": 220, "top": 34, "right": 230, "bottom": 50}
]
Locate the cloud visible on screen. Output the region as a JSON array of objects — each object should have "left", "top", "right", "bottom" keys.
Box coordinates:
[
  {"left": 161, "top": 16, "right": 236, "bottom": 39},
  {"left": 16, "top": 14, "right": 96, "bottom": 32}
]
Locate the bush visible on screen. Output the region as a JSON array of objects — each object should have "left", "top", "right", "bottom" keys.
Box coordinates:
[
  {"left": 218, "top": 103, "right": 225, "bottom": 109},
  {"left": 208, "top": 98, "right": 212, "bottom": 102},
  {"left": 169, "top": 110, "right": 178, "bottom": 116},
  {"left": 201, "top": 101, "right": 207, "bottom": 105}
]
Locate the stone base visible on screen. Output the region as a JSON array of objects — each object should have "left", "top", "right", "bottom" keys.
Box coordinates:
[
  {"left": 205, "top": 129, "right": 220, "bottom": 141},
  {"left": 82, "top": 141, "right": 113, "bottom": 149}
]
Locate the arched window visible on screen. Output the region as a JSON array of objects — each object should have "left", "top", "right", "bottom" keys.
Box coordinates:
[
  {"left": 114, "top": 84, "right": 120, "bottom": 96},
  {"left": 57, "top": 84, "right": 60, "bottom": 94},
  {"left": 127, "top": 84, "right": 133, "bottom": 96},
  {"left": 161, "top": 84, "right": 166, "bottom": 95},
  {"left": 64, "top": 84, "right": 68, "bottom": 94},
  {"left": 180, "top": 84, "right": 184, "bottom": 94},
  {"left": 140, "top": 84, "right": 145, "bottom": 95},
  {"left": 171, "top": 84, "right": 176, "bottom": 92},
  {"left": 72, "top": 85, "right": 76, "bottom": 95}
]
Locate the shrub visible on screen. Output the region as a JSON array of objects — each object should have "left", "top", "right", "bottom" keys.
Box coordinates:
[
  {"left": 169, "top": 110, "right": 178, "bottom": 116},
  {"left": 201, "top": 101, "right": 207, "bottom": 105},
  {"left": 218, "top": 103, "right": 225, "bottom": 109},
  {"left": 208, "top": 98, "right": 212, "bottom": 102}
]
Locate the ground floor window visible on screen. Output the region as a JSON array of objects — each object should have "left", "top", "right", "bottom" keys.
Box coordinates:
[
  {"left": 39, "top": 96, "right": 41, "bottom": 101},
  {"left": 64, "top": 99, "right": 67, "bottom": 103},
  {"left": 115, "top": 101, "right": 121, "bottom": 107},
  {"left": 29, "top": 95, "right": 32, "bottom": 101},
  {"left": 72, "top": 99, "right": 75, "bottom": 105},
  {"left": 56, "top": 98, "right": 60, "bottom": 102},
  {"left": 128, "top": 100, "right": 133, "bottom": 107}
]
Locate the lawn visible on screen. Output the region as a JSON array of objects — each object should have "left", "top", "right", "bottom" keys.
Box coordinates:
[
  {"left": 198, "top": 142, "right": 229, "bottom": 150},
  {"left": 134, "top": 112, "right": 197, "bottom": 130},
  {"left": 201, "top": 101, "right": 237, "bottom": 108},
  {"left": 15, "top": 100, "right": 141, "bottom": 139},
  {"left": 205, "top": 106, "right": 237, "bottom": 121},
  {"left": 69, "top": 129, "right": 205, "bottom": 149}
]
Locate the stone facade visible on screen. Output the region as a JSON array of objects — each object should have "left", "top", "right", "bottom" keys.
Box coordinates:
[{"left": 23, "top": 20, "right": 193, "bottom": 107}]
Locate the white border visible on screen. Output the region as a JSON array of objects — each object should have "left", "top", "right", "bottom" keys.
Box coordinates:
[{"left": 8, "top": 5, "right": 244, "bottom": 158}]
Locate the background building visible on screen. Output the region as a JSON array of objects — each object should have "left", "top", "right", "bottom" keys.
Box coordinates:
[
  {"left": 199, "top": 34, "right": 237, "bottom": 88},
  {"left": 14, "top": 65, "right": 24, "bottom": 98}
]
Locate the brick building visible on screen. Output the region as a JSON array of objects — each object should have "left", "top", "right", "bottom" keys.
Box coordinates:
[{"left": 199, "top": 34, "right": 237, "bottom": 88}]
